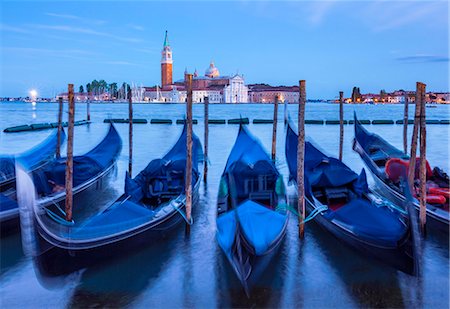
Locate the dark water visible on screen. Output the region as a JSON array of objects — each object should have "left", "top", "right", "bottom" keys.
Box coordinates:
[{"left": 0, "top": 102, "right": 449, "bottom": 308}]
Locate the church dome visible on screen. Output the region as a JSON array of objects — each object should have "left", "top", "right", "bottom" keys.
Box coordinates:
[{"left": 205, "top": 62, "right": 220, "bottom": 78}]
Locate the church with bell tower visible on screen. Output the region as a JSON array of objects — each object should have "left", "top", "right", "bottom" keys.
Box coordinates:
[
  {"left": 161, "top": 31, "right": 173, "bottom": 89},
  {"left": 142, "top": 31, "right": 249, "bottom": 103}
]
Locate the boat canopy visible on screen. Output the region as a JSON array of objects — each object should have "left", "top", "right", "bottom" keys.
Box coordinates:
[
  {"left": 223, "top": 125, "right": 279, "bottom": 199},
  {"left": 286, "top": 123, "right": 368, "bottom": 195},
  {"left": 32, "top": 125, "right": 121, "bottom": 195},
  {"left": 325, "top": 198, "right": 407, "bottom": 246},
  {"left": 124, "top": 124, "right": 203, "bottom": 201},
  {"left": 217, "top": 200, "right": 286, "bottom": 256}
]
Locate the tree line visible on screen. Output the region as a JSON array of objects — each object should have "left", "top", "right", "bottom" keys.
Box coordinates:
[{"left": 78, "top": 80, "right": 131, "bottom": 100}]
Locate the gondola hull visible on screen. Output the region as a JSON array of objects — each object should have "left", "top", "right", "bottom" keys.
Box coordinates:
[
  {"left": 302, "top": 192, "right": 415, "bottom": 274},
  {"left": 33, "top": 172, "right": 200, "bottom": 277},
  {"left": 353, "top": 139, "right": 449, "bottom": 234},
  {"left": 221, "top": 232, "right": 286, "bottom": 294}
]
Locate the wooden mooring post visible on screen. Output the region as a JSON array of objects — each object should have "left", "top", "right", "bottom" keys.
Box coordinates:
[
  {"left": 65, "top": 84, "right": 75, "bottom": 222},
  {"left": 298, "top": 80, "right": 306, "bottom": 239},
  {"left": 271, "top": 94, "right": 279, "bottom": 161},
  {"left": 408, "top": 82, "right": 427, "bottom": 236},
  {"left": 87, "top": 99, "right": 91, "bottom": 122},
  {"left": 56, "top": 96, "right": 63, "bottom": 159},
  {"left": 284, "top": 97, "right": 288, "bottom": 125},
  {"left": 339, "top": 91, "right": 344, "bottom": 161},
  {"left": 204, "top": 96, "right": 209, "bottom": 182},
  {"left": 418, "top": 83, "right": 427, "bottom": 235},
  {"left": 128, "top": 89, "right": 133, "bottom": 176},
  {"left": 403, "top": 92, "right": 409, "bottom": 154},
  {"left": 185, "top": 73, "right": 193, "bottom": 235},
  {"left": 408, "top": 83, "right": 421, "bottom": 193}
]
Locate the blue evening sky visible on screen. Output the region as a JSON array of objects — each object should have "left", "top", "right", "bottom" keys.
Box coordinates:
[{"left": 0, "top": 1, "right": 448, "bottom": 99}]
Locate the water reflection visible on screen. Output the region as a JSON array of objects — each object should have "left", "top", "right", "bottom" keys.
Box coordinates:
[
  {"left": 68, "top": 229, "right": 182, "bottom": 308},
  {"left": 307, "top": 220, "right": 405, "bottom": 308},
  {"left": 0, "top": 232, "right": 23, "bottom": 276}
]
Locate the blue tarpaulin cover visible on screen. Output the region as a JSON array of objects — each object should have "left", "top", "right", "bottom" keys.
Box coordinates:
[
  {"left": 217, "top": 200, "right": 286, "bottom": 256},
  {"left": 328, "top": 199, "right": 406, "bottom": 246},
  {"left": 286, "top": 124, "right": 362, "bottom": 190},
  {"left": 124, "top": 124, "right": 203, "bottom": 200},
  {"left": 34, "top": 124, "right": 121, "bottom": 195},
  {"left": 222, "top": 126, "right": 279, "bottom": 199},
  {"left": 217, "top": 125, "right": 287, "bottom": 258},
  {"left": 285, "top": 122, "right": 407, "bottom": 246},
  {"left": 0, "top": 129, "right": 65, "bottom": 183},
  {"left": 59, "top": 124, "right": 203, "bottom": 240}
]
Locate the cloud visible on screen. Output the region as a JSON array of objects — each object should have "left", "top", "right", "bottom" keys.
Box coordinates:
[
  {"left": 396, "top": 54, "right": 449, "bottom": 63},
  {"left": 0, "top": 23, "right": 32, "bottom": 34},
  {"left": 45, "top": 12, "right": 106, "bottom": 25},
  {"left": 363, "top": 1, "right": 444, "bottom": 32},
  {"left": 134, "top": 47, "right": 158, "bottom": 54},
  {"left": 128, "top": 24, "right": 145, "bottom": 31},
  {"left": 104, "top": 60, "right": 138, "bottom": 66},
  {"left": 45, "top": 13, "right": 79, "bottom": 20},
  {"left": 30, "top": 24, "right": 143, "bottom": 43},
  {"left": 308, "top": 1, "right": 336, "bottom": 26}
]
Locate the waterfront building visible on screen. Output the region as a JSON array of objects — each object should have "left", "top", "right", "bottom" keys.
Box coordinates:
[
  {"left": 247, "top": 84, "right": 299, "bottom": 103},
  {"left": 143, "top": 32, "right": 248, "bottom": 103}
]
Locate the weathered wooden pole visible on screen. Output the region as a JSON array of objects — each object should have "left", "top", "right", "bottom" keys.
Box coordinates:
[
  {"left": 284, "top": 97, "right": 288, "bottom": 125},
  {"left": 65, "top": 84, "right": 75, "bottom": 222},
  {"left": 271, "top": 94, "right": 279, "bottom": 161},
  {"left": 203, "top": 96, "right": 209, "bottom": 182},
  {"left": 408, "top": 83, "right": 422, "bottom": 193},
  {"left": 87, "top": 99, "right": 91, "bottom": 122},
  {"left": 418, "top": 83, "right": 427, "bottom": 235},
  {"left": 56, "top": 96, "right": 63, "bottom": 159},
  {"left": 403, "top": 92, "right": 409, "bottom": 154},
  {"left": 128, "top": 89, "right": 133, "bottom": 176},
  {"left": 185, "top": 73, "right": 193, "bottom": 235},
  {"left": 298, "top": 80, "right": 306, "bottom": 238},
  {"left": 339, "top": 91, "right": 344, "bottom": 161}
]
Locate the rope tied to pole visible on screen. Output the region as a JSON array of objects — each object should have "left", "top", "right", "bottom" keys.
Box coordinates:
[
  {"left": 276, "top": 203, "right": 328, "bottom": 224},
  {"left": 172, "top": 200, "right": 194, "bottom": 225}
]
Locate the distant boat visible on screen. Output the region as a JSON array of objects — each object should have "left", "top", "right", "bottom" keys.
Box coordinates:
[
  {"left": 216, "top": 124, "right": 288, "bottom": 296},
  {"left": 353, "top": 114, "right": 449, "bottom": 233},
  {"left": 28, "top": 123, "right": 203, "bottom": 277},
  {"left": 0, "top": 129, "right": 65, "bottom": 234},
  {"left": 285, "top": 122, "right": 418, "bottom": 274}
]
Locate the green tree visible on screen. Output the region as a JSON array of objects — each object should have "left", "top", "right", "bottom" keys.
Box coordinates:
[
  {"left": 86, "top": 83, "right": 91, "bottom": 94},
  {"left": 79, "top": 85, "right": 84, "bottom": 93}
]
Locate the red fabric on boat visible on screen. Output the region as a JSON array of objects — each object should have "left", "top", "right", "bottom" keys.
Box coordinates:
[
  {"left": 429, "top": 187, "right": 450, "bottom": 199},
  {"left": 385, "top": 157, "right": 433, "bottom": 182},
  {"left": 425, "top": 195, "right": 446, "bottom": 205},
  {"left": 385, "top": 158, "right": 409, "bottom": 182}
]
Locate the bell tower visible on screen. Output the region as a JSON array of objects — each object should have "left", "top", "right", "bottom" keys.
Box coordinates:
[{"left": 161, "top": 31, "right": 173, "bottom": 89}]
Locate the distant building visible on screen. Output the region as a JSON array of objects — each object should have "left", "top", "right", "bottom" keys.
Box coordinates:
[
  {"left": 248, "top": 84, "right": 299, "bottom": 103},
  {"left": 143, "top": 32, "right": 248, "bottom": 103},
  {"left": 56, "top": 92, "right": 111, "bottom": 101}
]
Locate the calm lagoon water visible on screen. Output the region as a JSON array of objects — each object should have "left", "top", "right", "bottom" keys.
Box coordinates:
[{"left": 0, "top": 102, "right": 449, "bottom": 308}]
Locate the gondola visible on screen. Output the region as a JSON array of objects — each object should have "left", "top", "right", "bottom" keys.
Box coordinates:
[
  {"left": 352, "top": 113, "right": 449, "bottom": 233},
  {"left": 24, "top": 123, "right": 202, "bottom": 277},
  {"left": 216, "top": 124, "right": 288, "bottom": 295},
  {"left": 285, "top": 122, "right": 417, "bottom": 274},
  {"left": 1, "top": 129, "right": 65, "bottom": 233}
]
